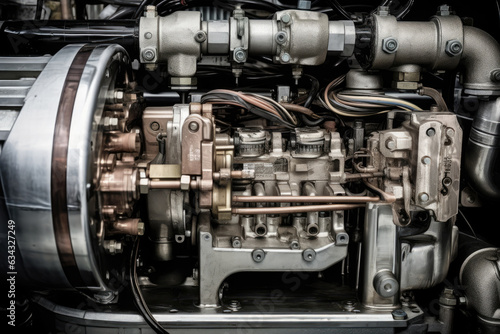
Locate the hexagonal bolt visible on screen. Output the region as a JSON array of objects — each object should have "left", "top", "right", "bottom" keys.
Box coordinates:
[
  {"left": 194, "top": 30, "right": 207, "bottom": 43},
  {"left": 252, "top": 249, "right": 265, "bottom": 262},
  {"left": 377, "top": 6, "right": 390, "bottom": 16},
  {"left": 232, "top": 236, "right": 242, "bottom": 248},
  {"left": 385, "top": 138, "right": 396, "bottom": 150},
  {"left": 391, "top": 309, "right": 408, "bottom": 320},
  {"left": 418, "top": 192, "right": 430, "bottom": 203},
  {"left": 142, "top": 48, "right": 156, "bottom": 61},
  {"left": 382, "top": 37, "right": 398, "bottom": 54},
  {"left": 139, "top": 178, "right": 149, "bottom": 194},
  {"left": 233, "top": 48, "right": 247, "bottom": 63},
  {"left": 180, "top": 175, "right": 190, "bottom": 190},
  {"left": 281, "top": 53, "right": 291, "bottom": 63},
  {"left": 281, "top": 13, "right": 291, "bottom": 24},
  {"left": 188, "top": 121, "right": 199, "bottom": 132},
  {"left": 436, "top": 4, "right": 452, "bottom": 16},
  {"left": 302, "top": 248, "right": 316, "bottom": 262},
  {"left": 275, "top": 31, "right": 288, "bottom": 45},
  {"left": 445, "top": 40, "right": 463, "bottom": 57},
  {"left": 290, "top": 240, "right": 300, "bottom": 249}
]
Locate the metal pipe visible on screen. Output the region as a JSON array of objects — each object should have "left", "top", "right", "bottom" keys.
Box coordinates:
[
  {"left": 149, "top": 180, "right": 198, "bottom": 189},
  {"left": 232, "top": 204, "right": 364, "bottom": 215},
  {"left": 60, "top": 0, "right": 73, "bottom": 20},
  {"left": 465, "top": 98, "right": 500, "bottom": 200},
  {"left": 232, "top": 195, "right": 380, "bottom": 203},
  {"left": 461, "top": 26, "right": 500, "bottom": 93}
]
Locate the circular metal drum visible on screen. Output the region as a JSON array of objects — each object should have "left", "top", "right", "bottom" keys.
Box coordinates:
[{"left": 0, "top": 44, "right": 139, "bottom": 300}]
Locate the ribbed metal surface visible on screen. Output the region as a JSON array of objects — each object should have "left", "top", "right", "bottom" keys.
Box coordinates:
[
  {"left": 189, "top": 6, "right": 230, "bottom": 20},
  {"left": 0, "top": 55, "right": 51, "bottom": 140}
]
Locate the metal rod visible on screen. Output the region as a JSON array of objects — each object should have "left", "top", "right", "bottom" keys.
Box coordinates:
[
  {"left": 232, "top": 204, "right": 364, "bottom": 215},
  {"left": 232, "top": 195, "right": 380, "bottom": 203},
  {"left": 148, "top": 180, "right": 199, "bottom": 189}
]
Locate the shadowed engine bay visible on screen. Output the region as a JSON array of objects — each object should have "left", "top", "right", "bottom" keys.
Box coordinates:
[{"left": 1, "top": 1, "right": 500, "bottom": 333}]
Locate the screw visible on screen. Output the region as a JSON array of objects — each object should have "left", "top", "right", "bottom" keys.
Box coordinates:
[
  {"left": 281, "top": 13, "right": 291, "bottom": 24},
  {"left": 228, "top": 300, "right": 241, "bottom": 311},
  {"left": 290, "top": 240, "right": 300, "bottom": 249},
  {"left": 195, "top": 31, "right": 207, "bottom": 43},
  {"left": 391, "top": 309, "right": 408, "bottom": 320},
  {"left": 150, "top": 121, "right": 160, "bottom": 131},
  {"left": 421, "top": 156, "right": 431, "bottom": 165},
  {"left": 234, "top": 48, "right": 247, "bottom": 63},
  {"left": 419, "top": 192, "right": 429, "bottom": 203},
  {"left": 142, "top": 49, "right": 155, "bottom": 61},
  {"left": 281, "top": 53, "right": 291, "bottom": 63},
  {"left": 189, "top": 121, "right": 199, "bottom": 132},
  {"left": 382, "top": 37, "right": 398, "bottom": 54},
  {"left": 203, "top": 234, "right": 210, "bottom": 241},
  {"left": 302, "top": 248, "right": 316, "bottom": 262},
  {"left": 445, "top": 40, "right": 463, "bottom": 57},
  {"left": 385, "top": 138, "right": 396, "bottom": 150},
  {"left": 426, "top": 128, "right": 436, "bottom": 137},
  {"left": 275, "top": 31, "right": 288, "bottom": 45},
  {"left": 144, "top": 32, "right": 152, "bottom": 39}
]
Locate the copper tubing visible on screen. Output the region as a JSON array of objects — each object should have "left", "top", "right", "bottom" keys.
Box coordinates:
[
  {"left": 232, "top": 195, "right": 380, "bottom": 203},
  {"left": 110, "top": 219, "right": 144, "bottom": 236},
  {"left": 232, "top": 204, "right": 364, "bottom": 215},
  {"left": 280, "top": 103, "right": 321, "bottom": 119},
  {"left": 419, "top": 86, "right": 448, "bottom": 111},
  {"left": 345, "top": 172, "right": 384, "bottom": 180}
]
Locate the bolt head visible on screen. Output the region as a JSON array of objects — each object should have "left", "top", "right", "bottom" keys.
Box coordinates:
[
  {"left": 150, "top": 121, "right": 160, "bottom": 131},
  {"left": 290, "top": 241, "right": 300, "bottom": 249},
  {"left": 445, "top": 40, "right": 463, "bottom": 56},
  {"left": 137, "top": 222, "right": 145, "bottom": 236},
  {"left": 142, "top": 49, "right": 155, "bottom": 61},
  {"left": 422, "top": 156, "right": 432, "bottom": 165},
  {"left": 419, "top": 192, "right": 430, "bottom": 203},
  {"left": 302, "top": 249, "right": 316, "bottom": 262},
  {"left": 234, "top": 49, "right": 247, "bottom": 63},
  {"left": 144, "top": 32, "right": 152, "bottom": 39},
  {"left": 491, "top": 69, "right": 500, "bottom": 82},
  {"left": 281, "top": 13, "right": 291, "bottom": 24},
  {"left": 382, "top": 38, "right": 398, "bottom": 54},
  {"left": 275, "top": 32, "right": 288, "bottom": 45},
  {"left": 391, "top": 309, "right": 408, "bottom": 320},
  {"left": 385, "top": 138, "right": 396, "bottom": 150},
  {"left": 189, "top": 121, "right": 199, "bottom": 132},
  {"left": 426, "top": 128, "right": 436, "bottom": 137},
  {"left": 195, "top": 31, "right": 207, "bottom": 43},
  {"left": 281, "top": 53, "right": 291, "bottom": 63}
]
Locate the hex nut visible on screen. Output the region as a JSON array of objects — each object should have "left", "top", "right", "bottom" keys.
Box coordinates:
[
  {"left": 137, "top": 222, "right": 145, "bottom": 236},
  {"left": 233, "top": 48, "right": 247, "bottom": 63},
  {"left": 180, "top": 175, "right": 190, "bottom": 191},
  {"left": 382, "top": 37, "right": 398, "bottom": 54},
  {"left": 170, "top": 77, "right": 197, "bottom": 86},
  {"left": 139, "top": 178, "right": 149, "bottom": 194},
  {"left": 445, "top": 39, "right": 463, "bottom": 57}
]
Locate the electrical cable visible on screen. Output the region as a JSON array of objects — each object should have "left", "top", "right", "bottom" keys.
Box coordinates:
[{"left": 130, "top": 237, "right": 170, "bottom": 334}]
